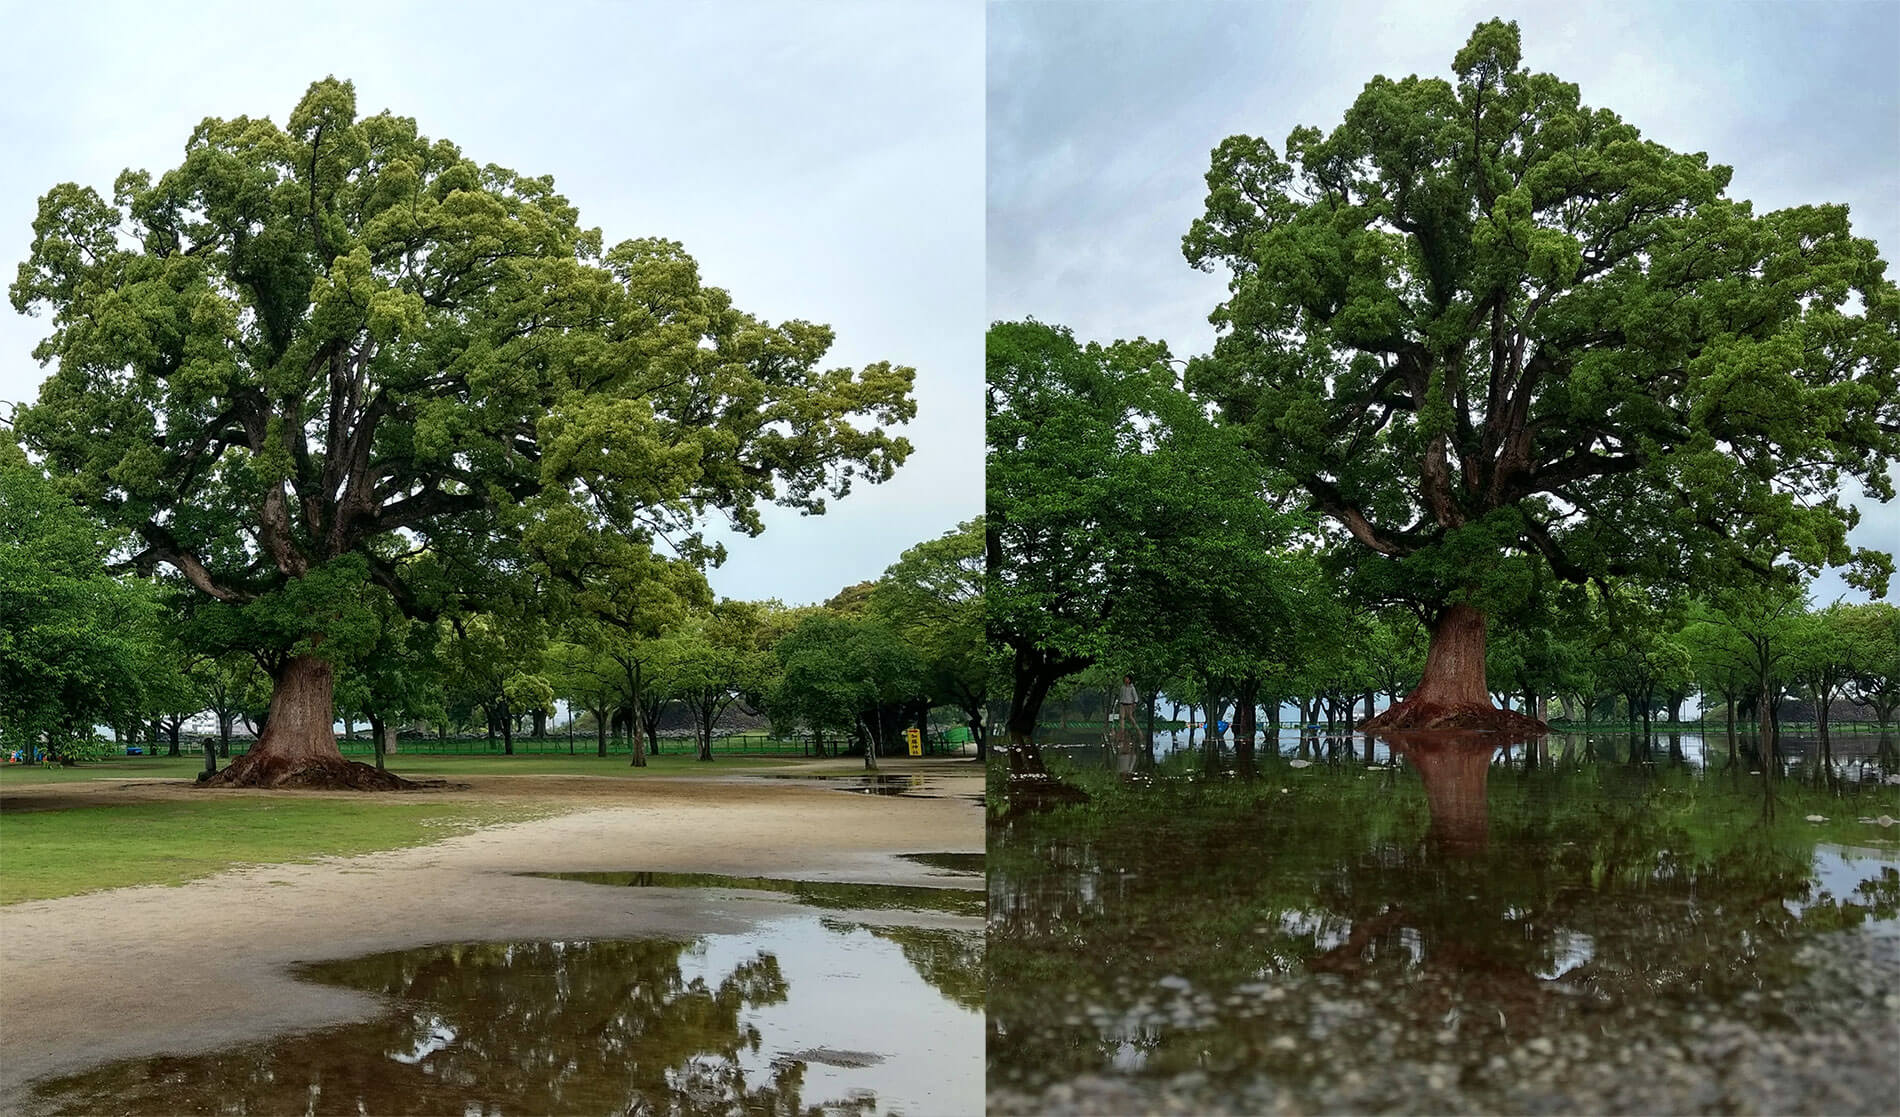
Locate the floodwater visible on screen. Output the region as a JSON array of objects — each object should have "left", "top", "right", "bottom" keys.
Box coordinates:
[
  {"left": 990, "top": 730, "right": 1900, "bottom": 1115},
  {"left": 754, "top": 771, "right": 988, "bottom": 805},
  {"left": 1040, "top": 723, "right": 1900, "bottom": 779},
  {"left": 34, "top": 886, "right": 983, "bottom": 1115}
]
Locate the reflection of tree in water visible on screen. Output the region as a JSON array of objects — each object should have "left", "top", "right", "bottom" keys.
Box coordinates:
[
  {"left": 988, "top": 741, "right": 1900, "bottom": 1095},
  {"left": 831, "top": 920, "right": 985, "bottom": 1010},
  {"left": 35, "top": 939, "right": 856, "bottom": 1117}
]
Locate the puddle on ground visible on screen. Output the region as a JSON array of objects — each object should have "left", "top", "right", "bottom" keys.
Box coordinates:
[
  {"left": 897, "top": 852, "right": 984, "bottom": 875},
  {"left": 33, "top": 915, "right": 982, "bottom": 1116},
  {"left": 528, "top": 869, "right": 985, "bottom": 917},
  {"left": 841, "top": 775, "right": 934, "bottom": 796},
  {"left": 989, "top": 732, "right": 1900, "bottom": 1115},
  {"left": 750, "top": 772, "right": 984, "bottom": 804}
]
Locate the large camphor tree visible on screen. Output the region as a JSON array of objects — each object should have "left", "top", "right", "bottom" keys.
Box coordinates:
[
  {"left": 1184, "top": 19, "right": 1899, "bottom": 731},
  {"left": 10, "top": 79, "right": 915, "bottom": 786}
]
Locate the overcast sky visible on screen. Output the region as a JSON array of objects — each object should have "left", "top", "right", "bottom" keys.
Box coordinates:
[
  {"left": 0, "top": 0, "right": 982, "bottom": 607},
  {"left": 989, "top": 0, "right": 1900, "bottom": 605}
]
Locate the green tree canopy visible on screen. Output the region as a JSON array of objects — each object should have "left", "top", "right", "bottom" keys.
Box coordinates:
[
  {"left": 871, "top": 518, "right": 986, "bottom": 753},
  {"left": 1184, "top": 18, "right": 1899, "bottom": 729},
  {"left": 0, "top": 443, "right": 160, "bottom": 756},
  {"left": 986, "top": 319, "right": 1303, "bottom": 772},
  {"left": 10, "top": 78, "right": 915, "bottom": 786}
]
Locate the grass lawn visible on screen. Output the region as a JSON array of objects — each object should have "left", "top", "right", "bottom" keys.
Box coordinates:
[
  {"left": 0, "top": 751, "right": 822, "bottom": 905},
  {"left": 0, "top": 797, "right": 550, "bottom": 905}
]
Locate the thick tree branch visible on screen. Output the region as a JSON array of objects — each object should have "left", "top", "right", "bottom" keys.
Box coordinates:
[
  {"left": 133, "top": 524, "right": 254, "bottom": 603},
  {"left": 1302, "top": 474, "right": 1419, "bottom": 556}
]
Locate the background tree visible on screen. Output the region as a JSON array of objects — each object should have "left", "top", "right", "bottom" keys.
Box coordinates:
[
  {"left": 871, "top": 518, "right": 986, "bottom": 757},
  {"left": 986, "top": 320, "right": 1301, "bottom": 774},
  {"left": 1788, "top": 603, "right": 1857, "bottom": 776},
  {"left": 662, "top": 600, "right": 777, "bottom": 763},
  {"left": 0, "top": 443, "right": 160, "bottom": 759},
  {"left": 772, "top": 610, "right": 925, "bottom": 771},
  {"left": 439, "top": 611, "right": 551, "bottom": 756},
  {"left": 9, "top": 78, "right": 914, "bottom": 787},
  {"left": 1682, "top": 582, "right": 1806, "bottom": 760},
  {"left": 185, "top": 650, "right": 262, "bottom": 757},
  {"left": 337, "top": 602, "right": 444, "bottom": 770},
  {"left": 548, "top": 638, "right": 623, "bottom": 758},
  {"left": 531, "top": 517, "right": 709, "bottom": 766},
  {"left": 1839, "top": 602, "right": 1900, "bottom": 742},
  {"left": 1183, "top": 18, "right": 1899, "bottom": 730}
]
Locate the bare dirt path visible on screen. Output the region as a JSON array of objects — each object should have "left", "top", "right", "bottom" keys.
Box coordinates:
[{"left": 0, "top": 766, "right": 984, "bottom": 1109}]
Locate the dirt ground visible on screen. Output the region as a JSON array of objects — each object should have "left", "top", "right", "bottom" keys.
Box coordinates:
[{"left": 0, "top": 761, "right": 985, "bottom": 1110}]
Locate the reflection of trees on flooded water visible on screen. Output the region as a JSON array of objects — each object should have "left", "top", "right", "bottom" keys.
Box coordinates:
[
  {"left": 988, "top": 737, "right": 1900, "bottom": 1098},
  {"left": 36, "top": 939, "right": 837, "bottom": 1116},
  {"left": 841, "top": 921, "right": 986, "bottom": 1010}
]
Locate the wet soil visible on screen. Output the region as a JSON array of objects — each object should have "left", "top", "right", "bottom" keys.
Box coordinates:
[{"left": 0, "top": 769, "right": 984, "bottom": 1112}]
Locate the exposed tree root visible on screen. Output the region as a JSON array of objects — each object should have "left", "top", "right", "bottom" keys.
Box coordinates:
[
  {"left": 199, "top": 751, "right": 423, "bottom": 791},
  {"left": 1360, "top": 699, "right": 1547, "bottom": 734}
]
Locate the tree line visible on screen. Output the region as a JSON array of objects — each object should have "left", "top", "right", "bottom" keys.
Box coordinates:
[
  {"left": 987, "top": 21, "right": 1897, "bottom": 774},
  {"left": 2, "top": 441, "right": 982, "bottom": 772}
]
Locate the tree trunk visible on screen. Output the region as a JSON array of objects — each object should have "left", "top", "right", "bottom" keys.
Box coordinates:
[
  {"left": 1362, "top": 604, "right": 1544, "bottom": 733},
  {"left": 500, "top": 700, "right": 514, "bottom": 756},
  {"left": 1234, "top": 677, "right": 1259, "bottom": 777},
  {"left": 1003, "top": 656, "right": 1065, "bottom": 776},
  {"left": 642, "top": 704, "right": 664, "bottom": 757},
  {"left": 626, "top": 662, "right": 647, "bottom": 768},
  {"left": 202, "top": 656, "right": 409, "bottom": 789},
  {"left": 861, "top": 712, "right": 880, "bottom": 771},
  {"left": 1143, "top": 692, "right": 1157, "bottom": 766},
  {"left": 595, "top": 706, "right": 609, "bottom": 758}
]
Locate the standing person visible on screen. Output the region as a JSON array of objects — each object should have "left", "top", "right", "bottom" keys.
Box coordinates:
[{"left": 1118, "top": 675, "right": 1140, "bottom": 746}]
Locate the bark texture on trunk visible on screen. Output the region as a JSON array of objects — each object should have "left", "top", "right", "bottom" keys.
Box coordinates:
[
  {"left": 202, "top": 656, "right": 414, "bottom": 790},
  {"left": 1361, "top": 604, "right": 1547, "bottom": 733}
]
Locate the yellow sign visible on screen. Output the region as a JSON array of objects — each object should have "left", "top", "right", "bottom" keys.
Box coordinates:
[{"left": 904, "top": 728, "right": 922, "bottom": 756}]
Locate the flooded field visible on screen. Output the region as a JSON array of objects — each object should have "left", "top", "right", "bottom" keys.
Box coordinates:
[
  {"left": 989, "top": 731, "right": 1900, "bottom": 1115},
  {"left": 34, "top": 881, "right": 984, "bottom": 1116}
]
